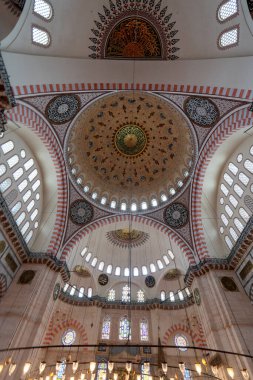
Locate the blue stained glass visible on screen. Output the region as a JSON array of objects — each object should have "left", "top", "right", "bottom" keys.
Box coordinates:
[
  {"left": 140, "top": 319, "right": 149, "bottom": 341},
  {"left": 97, "top": 362, "right": 107, "bottom": 380},
  {"left": 119, "top": 316, "right": 131, "bottom": 340},
  {"left": 101, "top": 316, "right": 111, "bottom": 339}
]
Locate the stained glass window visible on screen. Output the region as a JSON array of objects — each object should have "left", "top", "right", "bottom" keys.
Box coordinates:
[
  {"left": 137, "top": 290, "right": 145, "bottom": 303},
  {"left": 122, "top": 284, "right": 130, "bottom": 302},
  {"left": 140, "top": 319, "right": 149, "bottom": 341},
  {"left": 108, "top": 289, "right": 115, "bottom": 301},
  {"left": 119, "top": 316, "right": 131, "bottom": 340},
  {"left": 141, "top": 362, "right": 150, "bottom": 380},
  {"left": 96, "top": 362, "right": 107, "bottom": 380},
  {"left": 175, "top": 334, "right": 188, "bottom": 352},
  {"left": 62, "top": 329, "right": 76, "bottom": 346},
  {"left": 101, "top": 316, "right": 111, "bottom": 340}
]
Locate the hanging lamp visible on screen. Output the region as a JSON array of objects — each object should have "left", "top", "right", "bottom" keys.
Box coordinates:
[
  {"left": 126, "top": 362, "right": 132, "bottom": 373},
  {"left": 8, "top": 363, "right": 16, "bottom": 376},
  {"left": 195, "top": 363, "right": 202, "bottom": 375},
  {"left": 227, "top": 367, "right": 235, "bottom": 379},
  {"left": 108, "top": 361, "right": 114, "bottom": 374},
  {"left": 72, "top": 361, "right": 79, "bottom": 374},
  {"left": 23, "top": 362, "right": 31, "bottom": 374},
  {"left": 90, "top": 361, "right": 96, "bottom": 373},
  {"left": 39, "top": 361, "right": 47, "bottom": 374},
  {"left": 161, "top": 362, "right": 167, "bottom": 374},
  {"left": 241, "top": 369, "right": 249, "bottom": 380}
]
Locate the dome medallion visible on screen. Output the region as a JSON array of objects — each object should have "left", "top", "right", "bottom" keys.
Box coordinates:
[
  {"left": 114, "top": 124, "right": 148, "bottom": 157},
  {"left": 66, "top": 91, "right": 197, "bottom": 213}
]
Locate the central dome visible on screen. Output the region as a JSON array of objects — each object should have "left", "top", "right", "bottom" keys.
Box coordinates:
[{"left": 67, "top": 91, "right": 196, "bottom": 212}]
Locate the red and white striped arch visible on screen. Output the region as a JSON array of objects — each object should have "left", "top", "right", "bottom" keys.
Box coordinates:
[
  {"left": 7, "top": 103, "right": 68, "bottom": 256},
  {"left": 60, "top": 214, "right": 196, "bottom": 266},
  {"left": 191, "top": 107, "right": 253, "bottom": 259}
]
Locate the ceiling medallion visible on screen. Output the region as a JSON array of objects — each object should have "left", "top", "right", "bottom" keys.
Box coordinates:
[
  {"left": 106, "top": 228, "right": 149, "bottom": 248},
  {"left": 193, "top": 288, "right": 201, "bottom": 306},
  {"left": 98, "top": 274, "right": 109, "bottom": 286},
  {"left": 145, "top": 275, "right": 156, "bottom": 288},
  {"left": 67, "top": 91, "right": 196, "bottom": 213},
  {"left": 184, "top": 96, "right": 219, "bottom": 127},
  {"left": 163, "top": 268, "right": 180, "bottom": 280},
  {"left": 53, "top": 283, "right": 61, "bottom": 301},
  {"left": 46, "top": 94, "right": 81, "bottom": 124},
  {"left": 164, "top": 202, "right": 188, "bottom": 228},
  {"left": 89, "top": 0, "right": 179, "bottom": 60},
  {"left": 114, "top": 124, "right": 148, "bottom": 157},
  {"left": 73, "top": 265, "right": 91, "bottom": 277},
  {"left": 220, "top": 276, "right": 238, "bottom": 292},
  {"left": 70, "top": 200, "right": 94, "bottom": 225}
]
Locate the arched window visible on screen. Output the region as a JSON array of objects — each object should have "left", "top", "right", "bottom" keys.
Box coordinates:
[
  {"left": 122, "top": 284, "right": 130, "bottom": 302},
  {"left": 33, "top": 0, "right": 53, "bottom": 20},
  {"left": 137, "top": 289, "right": 145, "bottom": 303},
  {"left": 142, "top": 266, "right": 148, "bottom": 275},
  {"left": 0, "top": 138, "right": 41, "bottom": 245},
  {"left": 133, "top": 267, "right": 139, "bottom": 276},
  {"left": 96, "top": 362, "right": 107, "bottom": 380},
  {"left": 149, "top": 263, "right": 156, "bottom": 273},
  {"left": 108, "top": 289, "right": 115, "bottom": 301},
  {"left": 169, "top": 291, "right": 175, "bottom": 302},
  {"left": 219, "top": 145, "right": 253, "bottom": 249},
  {"left": 115, "top": 266, "right": 121, "bottom": 276},
  {"left": 218, "top": 26, "right": 239, "bottom": 49},
  {"left": 70, "top": 285, "right": 76, "bottom": 296},
  {"left": 119, "top": 316, "right": 131, "bottom": 340},
  {"left": 87, "top": 287, "right": 93, "bottom": 298},
  {"left": 141, "top": 362, "right": 150, "bottom": 380},
  {"left": 98, "top": 261, "right": 105, "bottom": 271},
  {"left": 217, "top": 0, "right": 238, "bottom": 22},
  {"left": 161, "top": 290, "right": 166, "bottom": 301},
  {"left": 101, "top": 316, "right": 111, "bottom": 340},
  {"left": 32, "top": 25, "right": 51, "bottom": 47},
  {"left": 140, "top": 319, "right": 149, "bottom": 341},
  {"left": 79, "top": 287, "right": 84, "bottom": 297}
]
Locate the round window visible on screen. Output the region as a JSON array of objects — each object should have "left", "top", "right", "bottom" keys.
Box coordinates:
[
  {"left": 62, "top": 329, "right": 76, "bottom": 346},
  {"left": 174, "top": 334, "right": 188, "bottom": 351}
]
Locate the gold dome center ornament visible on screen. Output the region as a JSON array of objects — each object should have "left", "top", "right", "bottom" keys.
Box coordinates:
[{"left": 115, "top": 124, "right": 147, "bottom": 157}]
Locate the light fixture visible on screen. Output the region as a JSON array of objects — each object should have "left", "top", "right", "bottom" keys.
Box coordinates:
[
  {"left": 53, "top": 376, "right": 57, "bottom": 380},
  {"left": 241, "top": 369, "right": 249, "bottom": 380},
  {"left": 137, "top": 375, "right": 141, "bottom": 380},
  {"left": 72, "top": 361, "right": 79, "bottom": 374},
  {"left": 56, "top": 361, "right": 61, "bottom": 371},
  {"left": 114, "top": 373, "right": 118, "bottom": 380},
  {"left": 195, "top": 363, "right": 202, "bottom": 375},
  {"left": 144, "top": 362, "right": 150, "bottom": 373},
  {"left": 90, "top": 361, "right": 96, "bottom": 373},
  {"left": 178, "top": 362, "right": 185, "bottom": 374},
  {"left": 39, "top": 361, "right": 46, "bottom": 374},
  {"left": 126, "top": 362, "right": 132, "bottom": 373},
  {"left": 45, "top": 376, "right": 50, "bottom": 380},
  {"left": 9, "top": 363, "right": 16, "bottom": 376},
  {"left": 201, "top": 358, "right": 207, "bottom": 366},
  {"left": 23, "top": 362, "right": 31, "bottom": 374},
  {"left": 211, "top": 365, "right": 218, "bottom": 376},
  {"left": 108, "top": 361, "right": 114, "bottom": 374},
  {"left": 80, "top": 374, "right": 86, "bottom": 380},
  {"left": 227, "top": 367, "right": 235, "bottom": 379},
  {"left": 0, "top": 364, "right": 3, "bottom": 373},
  {"left": 70, "top": 377, "right": 75, "bottom": 380},
  {"left": 161, "top": 362, "right": 167, "bottom": 374}
]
